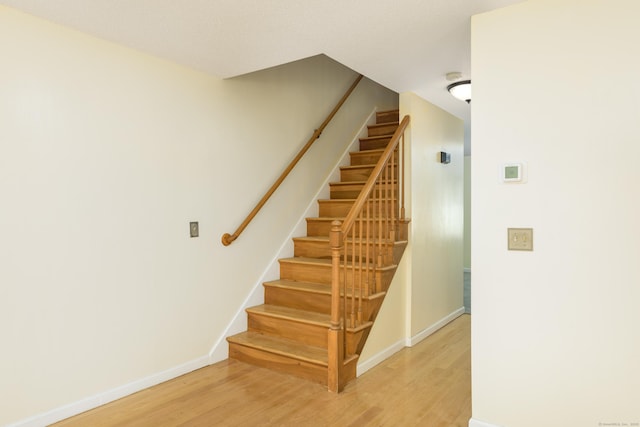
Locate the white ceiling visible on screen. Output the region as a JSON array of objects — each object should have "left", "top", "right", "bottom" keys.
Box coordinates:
[{"left": 0, "top": 0, "right": 522, "bottom": 126}]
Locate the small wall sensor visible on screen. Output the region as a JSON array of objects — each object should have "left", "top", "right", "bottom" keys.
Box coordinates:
[
  {"left": 439, "top": 152, "right": 451, "bottom": 164},
  {"left": 502, "top": 163, "right": 522, "bottom": 182}
]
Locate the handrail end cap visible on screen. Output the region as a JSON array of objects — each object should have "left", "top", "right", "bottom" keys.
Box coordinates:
[{"left": 221, "top": 233, "right": 235, "bottom": 246}]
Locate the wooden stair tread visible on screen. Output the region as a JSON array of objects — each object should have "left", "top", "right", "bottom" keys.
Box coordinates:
[
  {"left": 329, "top": 179, "right": 397, "bottom": 185},
  {"left": 349, "top": 320, "right": 375, "bottom": 333},
  {"left": 292, "top": 235, "right": 332, "bottom": 242},
  {"left": 360, "top": 135, "right": 393, "bottom": 141},
  {"left": 246, "top": 302, "right": 376, "bottom": 332},
  {"left": 368, "top": 121, "right": 399, "bottom": 127},
  {"left": 227, "top": 331, "right": 328, "bottom": 366},
  {"left": 280, "top": 256, "right": 398, "bottom": 271},
  {"left": 264, "top": 279, "right": 332, "bottom": 295},
  {"left": 264, "top": 279, "right": 387, "bottom": 300},
  {"left": 340, "top": 164, "right": 377, "bottom": 170},
  {"left": 280, "top": 256, "right": 331, "bottom": 266},
  {"left": 247, "top": 304, "right": 331, "bottom": 326},
  {"left": 293, "top": 235, "right": 408, "bottom": 245},
  {"left": 317, "top": 198, "right": 398, "bottom": 202},
  {"left": 306, "top": 216, "right": 401, "bottom": 222},
  {"left": 351, "top": 148, "right": 386, "bottom": 153},
  {"left": 349, "top": 148, "right": 389, "bottom": 158}
]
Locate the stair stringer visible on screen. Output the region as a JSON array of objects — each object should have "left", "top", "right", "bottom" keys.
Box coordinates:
[{"left": 209, "top": 108, "right": 380, "bottom": 363}]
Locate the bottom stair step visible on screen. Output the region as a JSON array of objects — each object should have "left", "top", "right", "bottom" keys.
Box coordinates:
[
  {"left": 228, "top": 331, "right": 328, "bottom": 365},
  {"left": 247, "top": 304, "right": 331, "bottom": 348},
  {"left": 227, "top": 331, "right": 328, "bottom": 384}
]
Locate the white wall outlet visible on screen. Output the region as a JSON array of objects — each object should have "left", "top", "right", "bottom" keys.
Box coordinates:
[{"left": 508, "top": 228, "right": 533, "bottom": 251}]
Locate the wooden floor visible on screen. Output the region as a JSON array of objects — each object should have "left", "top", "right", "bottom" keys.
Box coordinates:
[{"left": 54, "top": 314, "right": 470, "bottom": 427}]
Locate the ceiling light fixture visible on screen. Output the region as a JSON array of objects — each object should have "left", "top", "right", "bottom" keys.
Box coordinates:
[{"left": 447, "top": 80, "right": 471, "bottom": 104}]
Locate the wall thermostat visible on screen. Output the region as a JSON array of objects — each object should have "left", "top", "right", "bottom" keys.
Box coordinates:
[{"left": 502, "top": 163, "right": 522, "bottom": 182}]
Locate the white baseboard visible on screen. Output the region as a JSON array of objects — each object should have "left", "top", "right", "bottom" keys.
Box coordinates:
[
  {"left": 357, "top": 307, "right": 466, "bottom": 376},
  {"left": 356, "top": 338, "right": 406, "bottom": 377},
  {"left": 469, "top": 418, "right": 503, "bottom": 427},
  {"left": 7, "top": 355, "right": 211, "bottom": 427},
  {"left": 406, "top": 307, "right": 465, "bottom": 347}
]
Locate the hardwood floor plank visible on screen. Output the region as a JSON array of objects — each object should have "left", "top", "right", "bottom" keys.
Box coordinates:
[{"left": 53, "top": 314, "right": 470, "bottom": 427}]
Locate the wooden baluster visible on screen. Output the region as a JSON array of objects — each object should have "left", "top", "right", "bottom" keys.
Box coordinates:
[
  {"left": 384, "top": 157, "right": 391, "bottom": 264},
  {"left": 365, "top": 194, "right": 371, "bottom": 298},
  {"left": 357, "top": 212, "right": 363, "bottom": 325},
  {"left": 389, "top": 148, "right": 396, "bottom": 263},
  {"left": 376, "top": 174, "right": 383, "bottom": 294},
  {"left": 350, "top": 226, "right": 356, "bottom": 329},
  {"left": 342, "top": 232, "right": 348, "bottom": 337},
  {"left": 400, "top": 133, "right": 406, "bottom": 239}
]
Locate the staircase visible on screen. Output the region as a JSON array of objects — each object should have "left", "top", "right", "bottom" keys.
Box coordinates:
[{"left": 227, "top": 109, "right": 408, "bottom": 391}]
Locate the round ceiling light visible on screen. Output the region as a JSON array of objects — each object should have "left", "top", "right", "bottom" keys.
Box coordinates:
[{"left": 447, "top": 80, "right": 471, "bottom": 104}]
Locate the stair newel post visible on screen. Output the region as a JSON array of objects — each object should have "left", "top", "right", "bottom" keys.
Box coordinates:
[{"left": 328, "top": 220, "right": 345, "bottom": 392}]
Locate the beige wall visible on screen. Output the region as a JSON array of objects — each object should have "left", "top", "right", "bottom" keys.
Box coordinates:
[
  {"left": 402, "top": 93, "right": 464, "bottom": 335},
  {"left": 359, "top": 92, "right": 464, "bottom": 367},
  {"left": 471, "top": 1, "right": 640, "bottom": 426},
  {"left": 0, "top": 6, "right": 398, "bottom": 425}
]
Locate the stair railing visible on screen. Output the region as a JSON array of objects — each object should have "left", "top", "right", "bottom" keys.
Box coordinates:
[
  {"left": 221, "top": 74, "right": 364, "bottom": 246},
  {"left": 328, "top": 114, "right": 410, "bottom": 392}
]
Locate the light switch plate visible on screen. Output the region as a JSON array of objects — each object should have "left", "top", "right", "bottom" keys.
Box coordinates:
[
  {"left": 508, "top": 228, "right": 533, "bottom": 251},
  {"left": 190, "top": 222, "right": 199, "bottom": 238}
]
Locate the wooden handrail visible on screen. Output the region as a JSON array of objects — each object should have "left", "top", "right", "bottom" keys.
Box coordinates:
[
  {"left": 221, "top": 74, "right": 364, "bottom": 246},
  {"left": 340, "top": 115, "right": 410, "bottom": 234}
]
